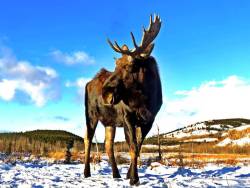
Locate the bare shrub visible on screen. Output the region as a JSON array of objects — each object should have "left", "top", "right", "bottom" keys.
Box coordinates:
[
  {"left": 224, "top": 158, "right": 238, "bottom": 166},
  {"left": 115, "top": 154, "right": 129, "bottom": 164},
  {"left": 91, "top": 152, "right": 101, "bottom": 164}
]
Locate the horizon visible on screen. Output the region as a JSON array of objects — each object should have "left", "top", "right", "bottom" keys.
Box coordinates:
[
  {"left": 1, "top": 1, "right": 250, "bottom": 142},
  {"left": 1, "top": 116, "right": 250, "bottom": 132},
  {"left": 1, "top": 117, "right": 250, "bottom": 142}
]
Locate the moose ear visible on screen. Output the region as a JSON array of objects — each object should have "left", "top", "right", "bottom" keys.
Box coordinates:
[{"left": 140, "top": 43, "right": 154, "bottom": 58}]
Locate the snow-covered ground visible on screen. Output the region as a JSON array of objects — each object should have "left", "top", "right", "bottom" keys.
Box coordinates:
[
  {"left": 183, "top": 137, "right": 218, "bottom": 143},
  {"left": 0, "top": 160, "right": 250, "bottom": 187},
  {"left": 217, "top": 136, "right": 250, "bottom": 147}
]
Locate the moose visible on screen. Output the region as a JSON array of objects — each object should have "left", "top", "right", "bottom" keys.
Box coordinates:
[{"left": 84, "top": 15, "right": 162, "bottom": 185}]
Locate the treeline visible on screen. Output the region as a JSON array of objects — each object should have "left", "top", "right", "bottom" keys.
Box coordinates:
[
  {"left": 204, "top": 118, "right": 250, "bottom": 127},
  {"left": 0, "top": 130, "right": 84, "bottom": 156}
]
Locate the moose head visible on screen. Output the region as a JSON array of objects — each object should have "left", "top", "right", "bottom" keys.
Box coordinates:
[{"left": 102, "top": 15, "right": 162, "bottom": 108}]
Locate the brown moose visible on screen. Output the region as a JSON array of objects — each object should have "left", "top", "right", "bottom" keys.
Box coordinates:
[{"left": 84, "top": 15, "right": 162, "bottom": 185}]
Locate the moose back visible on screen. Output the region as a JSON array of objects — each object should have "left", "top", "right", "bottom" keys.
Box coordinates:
[{"left": 84, "top": 15, "right": 162, "bottom": 185}]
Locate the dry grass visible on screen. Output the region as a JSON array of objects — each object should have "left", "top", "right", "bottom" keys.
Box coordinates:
[
  {"left": 214, "top": 158, "right": 238, "bottom": 166},
  {"left": 165, "top": 152, "right": 250, "bottom": 161},
  {"left": 46, "top": 126, "right": 250, "bottom": 168},
  {"left": 175, "top": 142, "right": 250, "bottom": 154},
  {"left": 162, "top": 152, "right": 250, "bottom": 168},
  {"left": 47, "top": 150, "right": 250, "bottom": 168},
  {"left": 48, "top": 151, "right": 65, "bottom": 160},
  {"left": 115, "top": 154, "right": 130, "bottom": 164},
  {"left": 114, "top": 142, "right": 129, "bottom": 152},
  {"left": 176, "top": 133, "right": 220, "bottom": 142},
  {"left": 189, "top": 153, "right": 249, "bottom": 160},
  {"left": 228, "top": 128, "right": 250, "bottom": 140},
  {"left": 48, "top": 151, "right": 84, "bottom": 162}
]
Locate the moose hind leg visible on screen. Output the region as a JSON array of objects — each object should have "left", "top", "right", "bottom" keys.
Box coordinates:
[
  {"left": 84, "top": 119, "right": 97, "bottom": 178},
  {"left": 105, "top": 126, "right": 121, "bottom": 178}
]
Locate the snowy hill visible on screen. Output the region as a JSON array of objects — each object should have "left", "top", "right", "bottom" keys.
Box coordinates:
[
  {"left": 164, "top": 118, "right": 250, "bottom": 139},
  {"left": 144, "top": 118, "right": 250, "bottom": 153}
]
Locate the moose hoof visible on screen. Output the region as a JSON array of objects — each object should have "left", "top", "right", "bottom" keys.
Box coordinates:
[
  {"left": 84, "top": 173, "right": 91, "bottom": 178},
  {"left": 126, "top": 172, "right": 131, "bottom": 179},
  {"left": 84, "top": 170, "right": 91, "bottom": 178},
  {"left": 129, "top": 178, "right": 139, "bottom": 185},
  {"left": 126, "top": 168, "right": 131, "bottom": 179},
  {"left": 113, "top": 174, "right": 121, "bottom": 178}
]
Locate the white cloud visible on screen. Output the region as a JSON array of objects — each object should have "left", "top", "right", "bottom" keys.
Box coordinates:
[
  {"left": 65, "top": 77, "right": 90, "bottom": 88},
  {"left": 0, "top": 79, "right": 17, "bottom": 101},
  {"left": 0, "top": 47, "right": 60, "bottom": 107},
  {"left": 65, "top": 77, "right": 91, "bottom": 100},
  {"left": 153, "top": 75, "right": 250, "bottom": 135},
  {"left": 51, "top": 50, "right": 95, "bottom": 65}
]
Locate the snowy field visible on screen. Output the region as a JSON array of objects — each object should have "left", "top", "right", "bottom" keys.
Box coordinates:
[{"left": 1, "top": 160, "right": 250, "bottom": 187}]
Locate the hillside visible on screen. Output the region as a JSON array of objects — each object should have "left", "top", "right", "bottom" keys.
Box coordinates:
[
  {"left": 0, "top": 130, "right": 84, "bottom": 156},
  {"left": 143, "top": 118, "right": 250, "bottom": 154}
]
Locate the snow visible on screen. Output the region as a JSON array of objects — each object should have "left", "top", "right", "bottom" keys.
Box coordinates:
[
  {"left": 164, "top": 122, "right": 221, "bottom": 139},
  {"left": 164, "top": 122, "right": 250, "bottom": 140},
  {"left": 217, "top": 138, "right": 232, "bottom": 146},
  {"left": 164, "top": 123, "right": 207, "bottom": 138},
  {"left": 217, "top": 135, "right": 250, "bottom": 147},
  {"left": 143, "top": 145, "right": 177, "bottom": 149},
  {"left": 0, "top": 160, "right": 250, "bottom": 187},
  {"left": 184, "top": 137, "right": 218, "bottom": 142},
  {"left": 221, "top": 132, "right": 228, "bottom": 137},
  {"left": 235, "top": 137, "right": 250, "bottom": 146},
  {"left": 234, "top": 124, "right": 250, "bottom": 131},
  {"left": 192, "top": 129, "right": 218, "bottom": 136},
  {"left": 210, "top": 124, "right": 222, "bottom": 129},
  {"left": 170, "top": 129, "right": 219, "bottom": 139}
]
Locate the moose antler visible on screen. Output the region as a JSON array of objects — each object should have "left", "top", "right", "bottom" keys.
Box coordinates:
[{"left": 107, "top": 14, "right": 162, "bottom": 58}]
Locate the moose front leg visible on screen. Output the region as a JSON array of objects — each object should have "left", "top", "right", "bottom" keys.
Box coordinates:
[
  {"left": 126, "top": 122, "right": 153, "bottom": 179},
  {"left": 128, "top": 142, "right": 139, "bottom": 185},
  {"left": 124, "top": 128, "right": 132, "bottom": 180},
  {"left": 124, "top": 115, "right": 139, "bottom": 185}
]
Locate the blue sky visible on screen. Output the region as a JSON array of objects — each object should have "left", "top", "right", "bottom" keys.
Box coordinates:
[{"left": 1, "top": 1, "right": 250, "bottom": 141}]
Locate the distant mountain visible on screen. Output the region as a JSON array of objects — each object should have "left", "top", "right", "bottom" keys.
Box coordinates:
[
  {"left": 0, "top": 129, "right": 83, "bottom": 142},
  {"left": 0, "top": 130, "right": 84, "bottom": 155},
  {"left": 24, "top": 129, "right": 83, "bottom": 142},
  {"left": 143, "top": 118, "right": 250, "bottom": 154}
]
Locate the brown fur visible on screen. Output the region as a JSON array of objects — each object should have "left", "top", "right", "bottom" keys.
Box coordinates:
[{"left": 84, "top": 55, "right": 162, "bottom": 185}]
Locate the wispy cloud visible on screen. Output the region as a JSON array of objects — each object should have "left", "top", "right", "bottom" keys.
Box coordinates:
[
  {"left": 65, "top": 77, "right": 90, "bottom": 88},
  {"left": 51, "top": 50, "right": 95, "bottom": 65},
  {"left": 0, "top": 46, "right": 60, "bottom": 107},
  {"left": 153, "top": 75, "right": 250, "bottom": 135},
  {"left": 53, "top": 116, "right": 70, "bottom": 122},
  {"left": 65, "top": 77, "right": 91, "bottom": 100}
]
